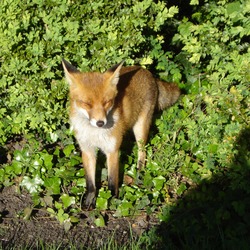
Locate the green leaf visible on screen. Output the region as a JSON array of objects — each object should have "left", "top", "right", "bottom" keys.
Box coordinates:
[
  {"left": 60, "top": 194, "right": 76, "bottom": 208},
  {"left": 98, "top": 188, "right": 112, "bottom": 199},
  {"left": 96, "top": 188, "right": 112, "bottom": 210},
  {"left": 57, "top": 208, "right": 69, "bottom": 224},
  {"left": 55, "top": 201, "right": 63, "bottom": 210},
  {"left": 63, "top": 144, "right": 75, "bottom": 157},
  {"left": 94, "top": 215, "right": 105, "bottom": 227},
  {"left": 21, "top": 175, "right": 44, "bottom": 194},
  {"left": 115, "top": 201, "right": 133, "bottom": 217},
  {"left": 226, "top": 1, "right": 241, "bottom": 15},
  {"left": 96, "top": 197, "right": 108, "bottom": 210},
  {"left": 0, "top": 169, "right": 5, "bottom": 183},
  {"left": 70, "top": 216, "right": 80, "bottom": 223},
  {"left": 190, "top": 0, "right": 199, "bottom": 5},
  {"left": 47, "top": 207, "right": 56, "bottom": 217},
  {"left": 136, "top": 195, "right": 150, "bottom": 210},
  {"left": 11, "top": 161, "right": 23, "bottom": 175},
  {"left": 153, "top": 176, "right": 165, "bottom": 191},
  {"left": 44, "top": 177, "right": 61, "bottom": 195},
  {"left": 177, "top": 183, "right": 187, "bottom": 196},
  {"left": 42, "top": 194, "right": 53, "bottom": 207},
  {"left": 208, "top": 144, "right": 218, "bottom": 154},
  {"left": 42, "top": 153, "right": 53, "bottom": 169}
]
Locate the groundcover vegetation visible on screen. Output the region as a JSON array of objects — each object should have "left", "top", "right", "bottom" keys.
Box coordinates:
[{"left": 0, "top": 0, "right": 249, "bottom": 249}]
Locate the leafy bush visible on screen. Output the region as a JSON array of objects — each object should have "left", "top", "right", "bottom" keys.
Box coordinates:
[
  {"left": 0, "top": 0, "right": 178, "bottom": 144},
  {"left": 143, "top": 0, "right": 250, "bottom": 247},
  {"left": 172, "top": 0, "right": 249, "bottom": 167}
]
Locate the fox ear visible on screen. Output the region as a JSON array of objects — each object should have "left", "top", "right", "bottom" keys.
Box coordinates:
[
  {"left": 62, "top": 59, "right": 79, "bottom": 85},
  {"left": 105, "top": 60, "right": 124, "bottom": 86}
]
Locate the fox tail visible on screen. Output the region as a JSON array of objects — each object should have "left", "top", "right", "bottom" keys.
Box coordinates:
[{"left": 157, "top": 80, "right": 181, "bottom": 110}]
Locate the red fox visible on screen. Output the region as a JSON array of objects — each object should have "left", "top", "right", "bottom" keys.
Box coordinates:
[{"left": 62, "top": 59, "right": 180, "bottom": 207}]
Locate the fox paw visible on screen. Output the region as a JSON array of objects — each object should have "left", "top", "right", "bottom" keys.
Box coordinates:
[{"left": 84, "top": 192, "right": 96, "bottom": 210}]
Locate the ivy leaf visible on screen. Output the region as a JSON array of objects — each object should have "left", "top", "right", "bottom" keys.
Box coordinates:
[
  {"left": 94, "top": 215, "right": 105, "bottom": 227},
  {"left": 63, "top": 144, "right": 75, "bottom": 157},
  {"left": 57, "top": 208, "right": 69, "bottom": 224},
  {"left": 115, "top": 201, "right": 133, "bottom": 217},
  {"left": 60, "top": 194, "right": 76, "bottom": 208},
  {"left": 21, "top": 175, "right": 44, "bottom": 194},
  {"left": 42, "top": 153, "right": 53, "bottom": 169},
  {"left": 42, "top": 194, "right": 53, "bottom": 207},
  {"left": 44, "top": 177, "right": 61, "bottom": 195},
  {"left": 70, "top": 216, "right": 80, "bottom": 223},
  {"left": 96, "top": 188, "right": 112, "bottom": 210},
  {"left": 153, "top": 176, "right": 166, "bottom": 191},
  {"left": 136, "top": 195, "right": 150, "bottom": 210},
  {"left": 96, "top": 198, "right": 108, "bottom": 210},
  {"left": 11, "top": 161, "right": 23, "bottom": 175}
]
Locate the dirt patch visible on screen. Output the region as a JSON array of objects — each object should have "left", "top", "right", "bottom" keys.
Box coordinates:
[{"left": 0, "top": 185, "right": 158, "bottom": 249}]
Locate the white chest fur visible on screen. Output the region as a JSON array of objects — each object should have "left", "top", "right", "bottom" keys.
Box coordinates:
[{"left": 70, "top": 110, "right": 118, "bottom": 155}]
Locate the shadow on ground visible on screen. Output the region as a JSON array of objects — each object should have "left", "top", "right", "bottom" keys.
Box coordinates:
[{"left": 150, "top": 127, "right": 250, "bottom": 249}]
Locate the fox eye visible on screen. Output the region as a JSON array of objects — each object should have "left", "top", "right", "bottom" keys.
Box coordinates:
[{"left": 78, "top": 100, "right": 92, "bottom": 108}]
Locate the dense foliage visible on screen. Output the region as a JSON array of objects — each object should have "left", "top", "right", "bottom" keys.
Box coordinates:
[
  {"left": 0, "top": 0, "right": 249, "bottom": 248},
  {"left": 0, "top": 0, "right": 178, "bottom": 142}
]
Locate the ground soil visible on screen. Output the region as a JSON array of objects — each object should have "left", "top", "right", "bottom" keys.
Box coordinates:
[{"left": 0, "top": 185, "right": 158, "bottom": 249}]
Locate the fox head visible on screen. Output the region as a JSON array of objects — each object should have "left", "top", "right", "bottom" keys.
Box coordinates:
[{"left": 62, "top": 59, "right": 124, "bottom": 128}]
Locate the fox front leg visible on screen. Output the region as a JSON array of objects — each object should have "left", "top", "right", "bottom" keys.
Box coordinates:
[
  {"left": 81, "top": 151, "right": 96, "bottom": 208},
  {"left": 107, "top": 151, "right": 120, "bottom": 197}
]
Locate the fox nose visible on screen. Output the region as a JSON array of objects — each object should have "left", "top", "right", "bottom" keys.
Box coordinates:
[{"left": 96, "top": 120, "right": 105, "bottom": 127}]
